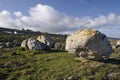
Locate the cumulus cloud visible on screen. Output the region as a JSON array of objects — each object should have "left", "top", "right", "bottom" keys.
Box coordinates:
[
  {"left": 84, "top": 13, "right": 120, "bottom": 28},
  {"left": 0, "top": 4, "right": 120, "bottom": 37},
  {"left": 14, "top": 11, "right": 23, "bottom": 18},
  {"left": 20, "top": 4, "right": 82, "bottom": 32},
  {"left": 0, "top": 10, "right": 20, "bottom": 28}
]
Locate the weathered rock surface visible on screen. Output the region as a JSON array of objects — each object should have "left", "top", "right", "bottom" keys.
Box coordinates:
[
  {"left": 65, "top": 29, "right": 112, "bottom": 60},
  {"left": 27, "top": 38, "right": 46, "bottom": 50},
  {"left": 37, "top": 35, "right": 51, "bottom": 48},
  {"left": 21, "top": 36, "right": 50, "bottom": 50},
  {"left": 116, "top": 40, "right": 120, "bottom": 49},
  {"left": 21, "top": 40, "right": 28, "bottom": 49}
]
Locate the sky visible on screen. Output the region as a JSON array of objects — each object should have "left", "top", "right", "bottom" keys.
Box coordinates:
[{"left": 0, "top": 0, "right": 120, "bottom": 38}]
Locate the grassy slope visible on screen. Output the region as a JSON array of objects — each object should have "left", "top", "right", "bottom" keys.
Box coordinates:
[{"left": 0, "top": 47, "right": 120, "bottom": 80}]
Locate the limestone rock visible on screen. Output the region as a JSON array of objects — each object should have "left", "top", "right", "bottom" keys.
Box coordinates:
[
  {"left": 37, "top": 35, "right": 51, "bottom": 48},
  {"left": 27, "top": 38, "right": 46, "bottom": 50},
  {"left": 65, "top": 29, "right": 112, "bottom": 60},
  {"left": 116, "top": 40, "right": 120, "bottom": 49},
  {"left": 21, "top": 40, "right": 28, "bottom": 49},
  {"left": 21, "top": 38, "right": 47, "bottom": 50}
]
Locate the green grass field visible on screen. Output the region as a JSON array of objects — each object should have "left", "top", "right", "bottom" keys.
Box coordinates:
[{"left": 0, "top": 47, "right": 120, "bottom": 80}]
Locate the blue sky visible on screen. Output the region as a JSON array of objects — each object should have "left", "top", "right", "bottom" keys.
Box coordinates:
[
  {"left": 0, "top": 0, "right": 120, "bottom": 17},
  {"left": 0, "top": 0, "right": 120, "bottom": 38}
]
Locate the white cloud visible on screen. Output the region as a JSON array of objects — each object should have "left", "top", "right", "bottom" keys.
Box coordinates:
[
  {"left": 0, "top": 4, "right": 120, "bottom": 37},
  {"left": 19, "top": 4, "right": 82, "bottom": 32},
  {"left": 14, "top": 11, "right": 23, "bottom": 18}
]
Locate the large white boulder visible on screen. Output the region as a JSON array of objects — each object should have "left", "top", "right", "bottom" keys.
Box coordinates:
[{"left": 65, "top": 29, "right": 112, "bottom": 60}]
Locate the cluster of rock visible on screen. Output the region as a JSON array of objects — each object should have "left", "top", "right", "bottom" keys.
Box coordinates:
[
  {"left": 65, "top": 29, "right": 112, "bottom": 60},
  {"left": 0, "top": 42, "right": 20, "bottom": 49},
  {"left": 21, "top": 35, "right": 52, "bottom": 50}
]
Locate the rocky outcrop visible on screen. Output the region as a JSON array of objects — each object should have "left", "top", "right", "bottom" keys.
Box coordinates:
[
  {"left": 37, "top": 35, "right": 52, "bottom": 48},
  {"left": 65, "top": 29, "right": 112, "bottom": 60}
]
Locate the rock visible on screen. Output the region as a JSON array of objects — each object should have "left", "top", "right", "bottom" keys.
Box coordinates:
[
  {"left": 116, "top": 40, "right": 120, "bottom": 49},
  {"left": 116, "top": 40, "right": 120, "bottom": 45},
  {"left": 21, "top": 38, "right": 48, "bottom": 50},
  {"left": 65, "top": 29, "right": 112, "bottom": 60},
  {"left": 54, "top": 42, "right": 62, "bottom": 50},
  {"left": 0, "top": 43, "right": 5, "bottom": 49},
  {"left": 21, "top": 40, "right": 28, "bottom": 49},
  {"left": 104, "top": 73, "right": 120, "bottom": 80},
  {"left": 5, "top": 42, "right": 14, "bottom": 48},
  {"left": 37, "top": 35, "right": 52, "bottom": 48},
  {"left": 27, "top": 38, "right": 46, "bottom": 50}
]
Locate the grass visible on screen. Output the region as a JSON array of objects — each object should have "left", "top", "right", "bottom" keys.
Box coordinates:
[{"left": 0, "top": 47, "right": 120, "bottom": 80}]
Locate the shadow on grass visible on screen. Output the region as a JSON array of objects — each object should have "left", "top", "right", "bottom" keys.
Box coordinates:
[
  {"left": 98, "top": 59, "right": 120, "bottom": 65},
  {"left": 48, "top": 49, "right": 67, "bottom": 53}
]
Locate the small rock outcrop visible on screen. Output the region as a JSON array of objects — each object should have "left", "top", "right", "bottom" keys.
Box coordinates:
[
  {"left": 37, "top": 35, "right": 52, "bottom": 48},
  {"left": 66, "top": 29, "right": 112, "bottom": 60},
  {"left": 21, "top": 38, "right": 47, "bottom": 50}
]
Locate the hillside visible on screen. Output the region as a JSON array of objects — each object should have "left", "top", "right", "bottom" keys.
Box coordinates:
[
  {"left": 0, "top": 27, "right": 120, "bottom": 80},
  {"left": 0, "top": 47, "right": 120, "bottom": 80}
]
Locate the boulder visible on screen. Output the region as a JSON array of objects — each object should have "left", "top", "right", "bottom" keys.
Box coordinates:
[
  {"left": 27, "top": 38, "right": 46, "bottom": 50},
  {"left": 65, "top": 29, "right": 112, "bottom": 60},
  {"left": 21, "top": 37, "right": 49, "bottom": 50},
  {"left": 37, "top": 35, "right": 52, "bottom": 48},
  {"left": 21, "top": 40, "right": 28, "bottom": 49},
  {"left": 116, "top": 40, "right": 120, "bottom": 49}
]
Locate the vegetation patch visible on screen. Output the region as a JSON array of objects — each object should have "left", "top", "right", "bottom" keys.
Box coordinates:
[{"left": 0, "top": 47, "right": 120, "bottom": 80}]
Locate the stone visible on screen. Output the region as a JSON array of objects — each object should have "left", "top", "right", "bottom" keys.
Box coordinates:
[
  {"left": 27, "top": 38, "right": 46, "bottom": 50},
  {"left": 54, "top": 42, "right": 62, "bottom": 50},
  {"left": 0, "top": 43, "right": 5, "bottom": 49},
  {"left": 116, "top": 40, "right": 120, "bottom": 49},
  {"left": 65, "top": 29, "right": 112, "bottom": 60},
  {"left": 21, "top": 40, "right": 28, "bottom": 49},
  {"left": 21, "top": 37, "right": 48, "bottom": 50},
  {"left": 37, "top": 35, "right": 52, "bottom": 48}
]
